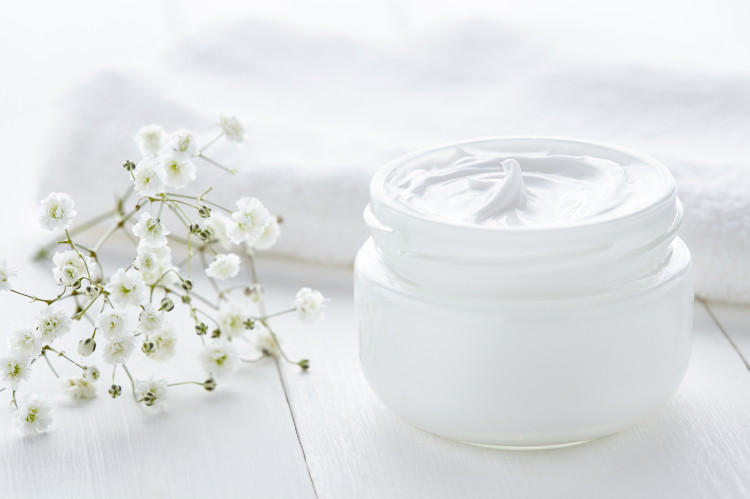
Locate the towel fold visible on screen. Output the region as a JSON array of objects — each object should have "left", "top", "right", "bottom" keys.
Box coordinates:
[{"left": 43, "top": 20, "right": 750, "bottom": 304}]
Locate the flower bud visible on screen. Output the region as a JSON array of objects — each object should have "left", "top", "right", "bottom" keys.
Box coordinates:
[
  {"left": 276, "top": 215, "right": 284, "bottom": 224},
  {"left": 109, "top": 384, "right": 122, "bottom": 398},
  {"left": 84, "top": 284, "right": 99, "bottom": 298},
  {"left": 83, "top": 366, "right": 100, "bottom": 381},
  {"left": 71, "top": 279, "right": 82, "bottom": 291},
  {"left": 160, "top": 297, "right": 174, "bottom": 312},
  {"left": 198, "top": 205, "right": 211, "bottom": 218},
  {"left": 211, "top": 328, "right": 221, "bottom": 338},
  {"left": 181, "top": 280, "right": 193, "bottom": 291},
  {"left": 244, "top": 318, "right": 256, "bottom": 330},
  {"left": 198, "top": 229, "right": 213, "bottom": 242},
  {"left": 142, "top": 391, "right": 156, "bottom": 406},
  {"left": 189, "top": 223, "right": 201, "bottom": 234},
  {"left": 181, "top": 294, "right": 192, "bottom": 304},
  {"left": 203, "top": 378, "right": 217, "bottom": 391},
  {"left": 195, "top": 322, "right": 208, "bottom": 335},
  {"left": 298, "top": 359, "right": 310, "bottom": 370},
  {"left": 141, "top": 340, "right": 155, "bottom": 355},
  {"left": 77, "top": 338, "right": 96, "bottom": 356},
  {"left": 123, "top": 160, "right": 136, "bottom": 171}
]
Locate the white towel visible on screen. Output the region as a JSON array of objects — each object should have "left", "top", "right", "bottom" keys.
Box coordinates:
[{"left": 42, "top": 20, "right": 750, "bottom": 304}]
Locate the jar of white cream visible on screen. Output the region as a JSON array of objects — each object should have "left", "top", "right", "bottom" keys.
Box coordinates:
[{"left": 355, "top": 137, "right": 693, "bottom": 448}]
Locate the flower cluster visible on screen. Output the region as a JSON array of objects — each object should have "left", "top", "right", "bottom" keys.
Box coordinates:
[{"left": 1, "top": 117, "right": 326, "bottom": 435}]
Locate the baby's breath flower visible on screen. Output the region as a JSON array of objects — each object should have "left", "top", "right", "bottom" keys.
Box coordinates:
[
  {"left": 108, "top": 384, "right": 122, "bottom": 398},
  {"left": 255, "top": 327, "right": 280, "bottom": 356},
  {"left": 106, "top": 268, "right": 147, "bottom": 308},
  {"left": 293, "top": 287, "right": 327, "bottom": 325},
  {"left": 217, "top": 302, "right": 247, "bottom": 338},
  {"left": 161, "top": 154, "right": 197, "bottom": 189},
  {"left": 7, "top": 324, "right": 42, "bottom": 358},
  {"left": 15, "top": 395, "right": 52, "bottom": 435},
  {"left": 138, "top": 304, "right": 164, "bottom": 334},
  {"left": 82, "top": 365, "right": 100, "bottom": 381},
  {"left": 217, "top": 114, "right": 246, "bottom": 143},
  {"left": 0, "top": 258, "right": 17, "bottom": 291},
  {"left": 38, "top": 192, "right": 77, "bottom": 231},
  {"left": 101, "top": 334, "right": 136, "bottom": 364},
  {"left": 134, "top": 124, "right": 165, "bottom": 156},
  {"left": 203, "top": 377, "right": 217, "bottom": 391},
  {"left": 77, "top": 338, "right": 96, "bottom": 356},
  {"left": 133, "top": 157, "right": 167, "bottom": 197},
  {"left": 132, "top": 212, "right": 171, "bottom": 248},
  {"left": 1, "top": 352, "right": 31, "bottom": 389},
  {"left": 149, "top": 323, "right": 177, "bottom": 361},
  {"left": 228, "top": 197, "right": 271, "bottom": 245},
  {"left": 61, "top": 375, "right": 97, "bottom": 400},
  {"left": 52, "top": 250, "right": 92, "bottom": 286},
  {"left": 37, "top": 307, "right": 72, "bottom": 343},
  {"left": 135, "top": 377, "right": 168, "bottom": 408},
  {"left": 135, "top": 241, "right": 176, "bottom": 286},
  {"left": 199, "top": 339, "right": 239, "bottom": 378},
  {"left": 204, "top": 212, "right": 232, "bottom": 250},
  {"left": 252, "top": 217, "right": 281, "bottom": 250},
  {"left": 95, "top": 309, "right": 128, "bottom": 338},
  {"left": 205, "top": 253, "right": 241, "bottom": 280},
  {"left": 168, "top": 129, "right": 198, "bottom": 159}
]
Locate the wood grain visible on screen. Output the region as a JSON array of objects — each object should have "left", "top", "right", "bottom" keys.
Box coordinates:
[{"left": 706, "top": 302, "right": 750, "bottom": 370}]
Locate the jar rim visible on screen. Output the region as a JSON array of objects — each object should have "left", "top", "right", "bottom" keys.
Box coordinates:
[{"left": 370, "top": 135, "right": 676, "bottom": 234}]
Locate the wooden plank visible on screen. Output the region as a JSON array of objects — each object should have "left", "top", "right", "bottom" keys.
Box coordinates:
[
  {"left": 0, "top": 249, "right": 315, "bottom": 499},
  {"left": 706, "top": 301, "right": 750, "bottom": 370},
  {"left": 260, "top": 260, "right": 750, "bottom": 499}
]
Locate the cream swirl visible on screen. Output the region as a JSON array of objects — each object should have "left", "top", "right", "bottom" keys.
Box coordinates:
[{"left": 386, "top": 147, "right": 665, "bottom": 228}]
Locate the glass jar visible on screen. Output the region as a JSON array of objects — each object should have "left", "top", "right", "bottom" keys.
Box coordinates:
[{"left": 355, "top": 137, "right": 693, "bottom": 448}]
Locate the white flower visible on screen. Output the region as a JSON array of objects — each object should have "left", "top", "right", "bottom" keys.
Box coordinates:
[
  {"left": 199, "top": 339, "right": 239, "bottom": 378},
  {"left": 77, "top": 338, "right": 96, "bottom": 356},
  {"left": 254, "top": 327, "right": 280, "bottom": 356},
  {"left": 0, "top": 352, "right": 31, "bottom": 389},
  {"left": 15, "top": 395, "right": 53, "bottom": 435},
  {"left": 100, "top": 334, "right": 136, "bottom": 364},
  {"left": 7, "top": 324, "right": 42, "bottom": 358},
  {"left": 37, "top": 307, "right": 72, "bottom": 343},
  {"left": 218, "top": 114, "right": 246, "bottom": 143},
  {"left": 228, "top": 197, "right": 271, "bottom": 245},
  {"left": 52, "top": 249, "right": 92, "bottom": 286},
  {"left": 138, "top": 304, "right": 164, "bottom": 334},
  {"left": 95, "top": 309, "right": 128, "bottom": 338},
  {"left": 0, "top": 258, "right": 17, "bottom": 291},
  {"left": 132, "top": 212, "right": 171, "bottom": 248},
  {"left": 135, "top": 241, "right": 176, "bottom": 286},
  {"left": 134, "top": 124, "right": 165, "bottom": 156},
  {"left": 61, "top": 376, "right": 97, "bottom": 400},
  {"left": 205, "top": 253, "right": 241, "bottom": 280},
  {"left": 252, "top": 217, "right": 281, "bottom": 250},
  {"left": 149, "top": 323, "right": 177, "bottom": 361},
  {"left": 82, "top": 366, "right": 100, "bottom": 381},
  {"left": 217, "top": 302, "right": 247, "bottom": 338},
  {"left": 135, "top": 377, "right": 168, "bottom": 408},
  {"left": 204, "top": 212, "right": 232, "bottom": 250},
  {"left": 38, "top": 192, "right": 77, "bottom": 231},
  {"left": 106, "top": 268, "right": 147, "bottom": 308},
  {"left": 161, "top": 155, "right": 196, "bottom": 189},
  {"left": 168, "top": 129, "right": 198, "bottom": 159},
  {"left": 293, "top": 287, "right": 326, "bottom": 325},
  {"left": 133, "top": 157, "right": 167, "bottom": 197}
]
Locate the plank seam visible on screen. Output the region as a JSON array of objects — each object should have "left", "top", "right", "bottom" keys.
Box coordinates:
[
  {"left": 700, "top": 298, "right": 750, "bottom": 371},
  {"left": 274, "top": 357, "right": 320, "bottom": 499}
]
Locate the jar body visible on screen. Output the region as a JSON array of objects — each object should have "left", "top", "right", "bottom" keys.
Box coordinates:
[
  {"left": 356, "top": 237, "right": 692, "bottom": 447},
  {"left": 356, "top": 137, "right": 694, "bottom": 447}
]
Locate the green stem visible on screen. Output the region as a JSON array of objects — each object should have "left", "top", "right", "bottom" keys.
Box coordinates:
[
  {"left": 42, "top": 351, "right": 60, "bottom": 378},
  {"left": 121, "top": 364, "right": 137, "bottom": 401},
  {"left": 44, "top": 346, "right": 85, "bottom": 369},
  {"left": 198, "top": 132, "right": 224, "bottom": 154},
  {"left": 166, "top": 381, "right": 204, "bottom": 387},
  {"left": 197, "top": 153, "right": 237, "bottom": 175},
  {"left": 34, "top": 209, "right": 117, "bottom": 261}
]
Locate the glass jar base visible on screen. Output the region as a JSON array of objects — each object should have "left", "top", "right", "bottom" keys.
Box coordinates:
[{"left": 455, "top": 438, "right": 593, "bottom": 451}]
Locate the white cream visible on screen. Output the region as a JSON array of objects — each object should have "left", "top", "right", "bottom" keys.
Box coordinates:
[
  {"left": 386, "top": 149, "right": 671, "bottom": 228},
  {"left": 356, "top": 137, "right": 693, "bottom": 448}
]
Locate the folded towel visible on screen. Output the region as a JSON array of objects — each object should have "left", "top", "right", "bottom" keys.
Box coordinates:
[{"left": 43, "top": 20, "right": 750, "bottom": 304}]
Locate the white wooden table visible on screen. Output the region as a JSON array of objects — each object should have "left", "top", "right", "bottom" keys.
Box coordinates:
[{"left": 1, "top": 251, "right": 749, "bottom": 498}]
